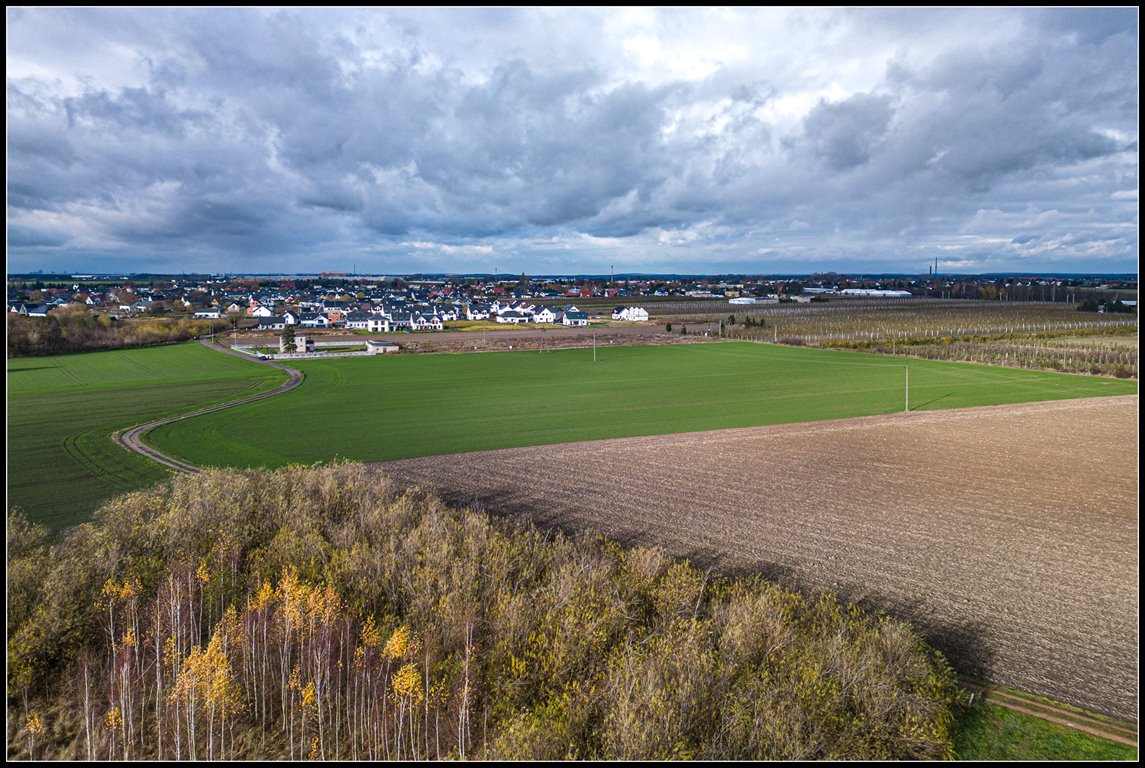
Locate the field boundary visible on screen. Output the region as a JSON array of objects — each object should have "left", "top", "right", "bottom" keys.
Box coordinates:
[
  {"left": 115, "top": 338, "right": 303, "bottom": 473},
  {"left": 960, "top": 678, "right": 1138, "bottom": 747}
]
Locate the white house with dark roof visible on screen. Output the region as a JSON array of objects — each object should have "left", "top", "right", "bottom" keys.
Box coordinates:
[
  {"left": 562, "top": 309, "right": 589, "bottom": 326},
  {"left": 411, "top": 313, "right": 444, "bottom": 331},
  {"left": 466, "top": 303, "right": 492, "bottom": 320},
  {"left": 532, "top": 306, "right": 559, "bottom": 324},
  {"left": 344, "top": 311, "right": 372, "bottom": 330},
  {"left": 496, "top": 310, "right": 531, "bottom": 324},
  {"left": 299, "top": 313, "right": 331, "bottom": 328}
]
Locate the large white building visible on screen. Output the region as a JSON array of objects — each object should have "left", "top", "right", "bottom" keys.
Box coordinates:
[
  {"left": 838, "top": 289, "right": 912, "bottom": 298},
  {"left": 611, "top": 306, "right": 649, "bottom": 321}
]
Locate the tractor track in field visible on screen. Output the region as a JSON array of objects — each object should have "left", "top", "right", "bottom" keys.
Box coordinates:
[{"left": 115, "top": 339, "right": 303, "bottom": 474}]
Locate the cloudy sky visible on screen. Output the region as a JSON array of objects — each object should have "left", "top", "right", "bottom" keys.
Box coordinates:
[{"left": 6, "top": 7, "right": 1139, "bottom": 276}]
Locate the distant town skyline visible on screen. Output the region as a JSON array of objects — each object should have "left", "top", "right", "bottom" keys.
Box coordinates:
[{"left": 7, "top": 7, "right": 1139, "bottom": 276}]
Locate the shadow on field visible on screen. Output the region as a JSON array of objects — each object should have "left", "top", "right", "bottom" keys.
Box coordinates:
[
  {"left": 912, "top": 392, "right": 955, "bottom": 410},
  {"left": 842, "top": 589, "right": 997, "bottom": 677},
  {"left": 920, "top": 618, "right": 997, "bottom": 679}
]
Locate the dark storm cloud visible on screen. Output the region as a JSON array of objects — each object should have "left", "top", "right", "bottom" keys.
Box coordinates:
[
  {"left": 799, "top": 93, "right": 893, "bottom": 171},
  {"left": 5, "top": 7, "right": 1138, "bottom": 274},
  {"left": 7, "top": 225, "right": 70, "bottom": 248}
]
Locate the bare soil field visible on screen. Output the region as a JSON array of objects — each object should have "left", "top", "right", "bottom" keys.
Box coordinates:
[{"left": 378, "top": 395, "right": 1139, "bottom": 721}]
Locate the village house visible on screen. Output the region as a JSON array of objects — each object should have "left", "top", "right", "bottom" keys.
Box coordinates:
[
  {"left": 466, "top": 303, "right": 492, "bottom": 320},
  {"left": 298, "top": 313, "right": 332, "bottom": 328},
  {"left": 532, "top": 305, "right": 559, "bottom": 324},
  {"left": 562, "top": 307, "right": 589, "bottom": 326},
  {"left": 344, "top": 311, "right": 372, "bottom": 330},
  {"left": 411, "top": 312, "right": 445, "bottom": 331},
  {"left": 495, "top": 310, "right": 531, "bottom": 325}
]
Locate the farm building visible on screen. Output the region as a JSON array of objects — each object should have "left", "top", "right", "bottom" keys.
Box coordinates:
[
  {"left": 366, "top": 340, "right": 400, "bottom": 355},
  {"left": 611, "top": 306, "right": 649, "bottom": 321},
  {"left": 838, "top": 289, "right": 912, "bottom": 298}
]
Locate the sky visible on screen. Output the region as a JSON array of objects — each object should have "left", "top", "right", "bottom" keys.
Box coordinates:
[{"left": 6, "top": 7, "right": 1139, "bottom": 276}]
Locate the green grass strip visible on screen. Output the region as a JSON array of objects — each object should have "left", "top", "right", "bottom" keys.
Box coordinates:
[
  {"left": 148, "top": 341, "right": 1137, "bottom": 470},
  {"left": 954, "top": 697, "right": 1137, "bottom": 761}
]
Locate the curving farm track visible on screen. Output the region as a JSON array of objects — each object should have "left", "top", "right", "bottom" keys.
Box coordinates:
[{"left": 116, "top": 339, "right": 302, "bottom": 473}]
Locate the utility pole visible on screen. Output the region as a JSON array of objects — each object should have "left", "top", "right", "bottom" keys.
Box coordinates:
[
  {"left": 905, "top": 361, "right": 909, "bottom": 412},
  {"left": 593, "top": 331, "right": 597, "bottom": 362}
]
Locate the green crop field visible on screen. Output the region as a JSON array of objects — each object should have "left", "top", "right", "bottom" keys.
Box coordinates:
[
  {"left": 149, "top": 341, "right": 1137, "bottom": 470},
  {"left": 7, "top": 343, "right": 285, "bottom": 531}
]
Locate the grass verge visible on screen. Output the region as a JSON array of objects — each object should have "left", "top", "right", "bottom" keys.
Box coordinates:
[{"left": 954, "top": 695, "right": 1137, "bottom": 760}]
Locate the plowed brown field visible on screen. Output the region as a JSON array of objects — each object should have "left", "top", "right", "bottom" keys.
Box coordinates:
[{"left": 378, "top": 395, "right": 1139, "bottom": 721}]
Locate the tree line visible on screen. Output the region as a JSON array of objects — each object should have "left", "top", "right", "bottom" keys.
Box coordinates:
[
  {"left": 7, "top": 305, "right": 220, "bottom": 357},
  {"left": 7, "top": 463, "right": 964, "bottom": 760}
]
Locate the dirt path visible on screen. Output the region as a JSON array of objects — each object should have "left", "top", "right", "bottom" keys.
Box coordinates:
[
  {"left": 115, "top": 339, "right": 302, "bottom": 474},
  {"left": 378, "top": 396, "right": 1139, "bottom": 722},
  {"left": 959, "top": 678, "right": 1138, "bottom": 747}
]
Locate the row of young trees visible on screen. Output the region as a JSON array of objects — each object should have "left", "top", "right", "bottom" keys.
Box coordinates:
[
  {"left": 7, "top": 305, "right": 220, "bottom": 357},
  {"left": 7, "top": 464, "right": 964, "bottom": 760}
]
